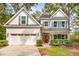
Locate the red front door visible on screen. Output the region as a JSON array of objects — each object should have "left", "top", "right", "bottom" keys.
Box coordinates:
[{"left": 44, "top": 35, "right": 49, "bottom": 43}]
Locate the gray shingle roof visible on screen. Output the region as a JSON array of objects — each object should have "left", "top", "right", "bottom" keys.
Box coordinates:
[
  {"left": 39, "top": 13, "right": 52, "bottom": 18},
  {"left": 52, "top": 17, "right": 68, "bottom": 20}
]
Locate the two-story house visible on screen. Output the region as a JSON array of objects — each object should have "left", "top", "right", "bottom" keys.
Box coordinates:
[
  {"left": 39, "top": 9, "right": 70, "bottom": 44},
  {"left": 4, "top": 7, "right": 70, "bottom": 45}
]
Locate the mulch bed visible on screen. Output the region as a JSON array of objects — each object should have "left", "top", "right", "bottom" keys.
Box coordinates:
[
  {"left": 38, "top": 48, "right": 49, "bottom": 56},
  {"left": 66, "top": 44, "right": 79, "bottom": 56}
]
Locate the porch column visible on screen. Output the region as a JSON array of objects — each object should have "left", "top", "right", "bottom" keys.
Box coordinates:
[
  {"left": 67, "top": 33, "right": 70, "bottom": 40},
  {"left": 50, "top": 33, "right": 52, "bottom": 40}
]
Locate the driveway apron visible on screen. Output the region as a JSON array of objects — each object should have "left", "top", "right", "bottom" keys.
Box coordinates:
[{"left": 0, "top": 45, "right": 40, "bottom": 56}]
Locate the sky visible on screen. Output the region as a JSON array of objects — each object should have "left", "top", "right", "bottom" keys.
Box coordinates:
[
  {"left": 6, "top": 4, "right": 15, "bottom": 14},
  {"left": 6, "top": 3, "right": 45, "bottom": 14},
  {"left": 30, "top": 3, "right": 45, "bottom": 14}
]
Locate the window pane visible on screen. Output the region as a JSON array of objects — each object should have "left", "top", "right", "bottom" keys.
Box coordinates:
[
  {"left": 22, "top": 19, "right": 26, "bottom": 24},
  {"left": 58, "top": 34, "right": 61, "bottom": 39},
  {"left": 54, "top": 21, "right": 57, "bottom": 27},
  {"left": 62, "top": 21, "right": 65, "bottom": 27},
  {"left": 62, "top": 35, "right": 64, "bottom": 39},
  {"left": 21, "top": 16, "right": 26, "bottom": 24},
  {"left": 54, "top": 35, "right": 57, "bottom": 39}
]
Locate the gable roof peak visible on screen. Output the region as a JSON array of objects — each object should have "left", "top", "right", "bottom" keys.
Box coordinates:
[
  {"left": 50, "top": 8, "right": 68, "bottom": 18},
  {"left": 4, "top": 6, "right": 41, "bottom": 26},
  {"left": 58, "top": 8, "right": 63, "bottom": 10},
  {"left": 21, "top": 6, "right": 26, "bottom": 10},
  {"left": 55, "top": 8, "right": 64, "bottom": 13}
]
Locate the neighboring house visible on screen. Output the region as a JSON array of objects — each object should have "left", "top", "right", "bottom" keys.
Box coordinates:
[{"left": 4, "top": 7, "right": 70, "bottom": 45}]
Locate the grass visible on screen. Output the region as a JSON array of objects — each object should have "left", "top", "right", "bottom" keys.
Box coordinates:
[{"left": 39, "top": 47, "right": 70, "bottom": 56}]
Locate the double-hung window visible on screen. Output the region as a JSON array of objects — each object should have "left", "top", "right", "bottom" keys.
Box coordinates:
[
  {"left": 54, "top": 21, "right": 57, "bottom": 27},
  {"left": 61, "top": 21, "right": 65, "bottom": 28},
  {"left": 19, "top": 16, "right": 27, "bottom": 25}
]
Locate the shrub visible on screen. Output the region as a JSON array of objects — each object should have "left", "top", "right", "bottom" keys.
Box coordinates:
[
  {"left": 0, "top": 40, "right": 8, "bottom": 46},
  {"left": 36, "top": 39, "right": 43, "bottom": 46},
  {"left": 58, "top": 39, "right": 65, "bottom": 45},
  {"left": 70, "top": 32, "right": 79, "bottom": 43},
  {"left": 50, "top": 39, "right": 60, "bottom": 46},
  {"left": 64, "top": 40, "right": 73, "bottom": 47},
  {"left": 61, "top": 39, "right": 68, "bottom": 45},
  {"left": 50, "top": 39, "right": 73, "bottom": 47}
]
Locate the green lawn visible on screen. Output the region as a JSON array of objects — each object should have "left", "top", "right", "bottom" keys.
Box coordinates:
[{"left": 39, "top": 47, "right": 70, "bottom": 56}]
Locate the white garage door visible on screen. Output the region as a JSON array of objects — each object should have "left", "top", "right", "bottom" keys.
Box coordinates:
[{"left": 9, "top": 34, "right": 38, "bottom": 45}]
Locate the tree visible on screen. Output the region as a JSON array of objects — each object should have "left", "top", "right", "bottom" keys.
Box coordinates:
[
  {"left": 32, "top": 11, "right": 42, "bottom": 19},
  {"left": 44, "top": 3, "right": 79, "bottom": 15},
  {"left": 0, "top": 4, "right": 13, "bottom": 40},
  {"left": 0, "top": 4, "right": 13, "bottom": 25},
  {"left": 11, "top": 3, "right": 38, "bottom": 12},
  {"left": 43, "top": 4, "right": 58, "bottom": 13},
  {"left": 0, "top": 24, "right": 6, "bottom": 40}
]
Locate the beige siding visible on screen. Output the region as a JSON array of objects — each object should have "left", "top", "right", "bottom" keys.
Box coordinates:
[
  {"left": 9, "top": 10, "right": 38, "bottom": 25},
  {"left": 53, "top": 11, "right": 66, "bottom": 17}
]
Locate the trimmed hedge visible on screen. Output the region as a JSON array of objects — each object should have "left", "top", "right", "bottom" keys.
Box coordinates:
[
  {"left": 0, "top": 40, "right": 8, "bottom": 46},
  {"left": 70, "top": 32, "right": 79, "bottom": 43},
  {"left": 36, "top": 39, "right": 43, "bottom": 46},
  {"left": 50, "top": 39, "right": 60, "bottom": 46},
  {"left": 64, "top": 40, "right": 73, "bottom": 47},
  {"left": 50, "top": 39, "right": 73, "bottom": 47}
]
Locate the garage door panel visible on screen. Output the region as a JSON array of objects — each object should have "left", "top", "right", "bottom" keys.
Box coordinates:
[
  {"left": 25, "top": 36, "right": 37, "bottom": 45},
  {"left": 9, "top": 36, "right": 22, "bottom": 45},
  {"left": 7, "top": 28, "right": 40, "bottom": 45},
  {"left": 9, "top": 34, "right": 38, "bottom": 45}
]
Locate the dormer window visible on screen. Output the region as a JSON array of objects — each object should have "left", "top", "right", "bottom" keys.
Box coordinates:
[{"left": 19, "top": 16, "right": 27, "bottom": 25}]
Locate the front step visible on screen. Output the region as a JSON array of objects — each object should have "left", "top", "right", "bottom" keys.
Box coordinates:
[{"left": 43, "top": 43, "right": 50, "bottom": 48}]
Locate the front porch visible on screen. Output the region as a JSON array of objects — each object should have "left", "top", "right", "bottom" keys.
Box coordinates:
[{"left": 42, "top": 31, "right": 70, "bottom": 45}]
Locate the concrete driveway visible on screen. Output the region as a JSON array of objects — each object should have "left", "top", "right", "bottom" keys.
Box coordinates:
[{"left": 0, "top": 45, "right": 40, "bottom": 56}]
